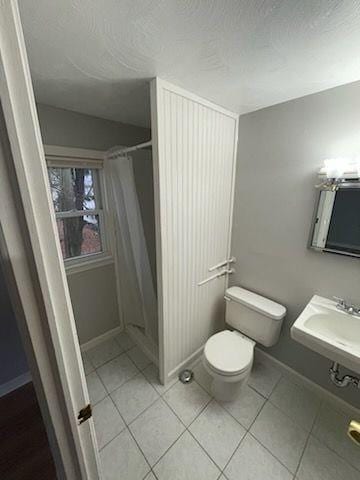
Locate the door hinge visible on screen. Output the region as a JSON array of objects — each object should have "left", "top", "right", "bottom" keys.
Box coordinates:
[{"left": 78, "top": 404, "right": 92, "bottom": 425}]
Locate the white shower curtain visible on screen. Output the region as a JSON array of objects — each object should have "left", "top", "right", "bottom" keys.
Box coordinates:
[{"left": 105, "top": 154, "right": 157, "bottom": 344}]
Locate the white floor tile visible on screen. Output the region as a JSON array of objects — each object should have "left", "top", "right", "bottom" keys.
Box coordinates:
[
  {"left": 86, "top": 371, "right": 107, "bottom": 405},
  {"left": 87, "top": 339, "right": 122, "bottom": 368},
  {"left": 297, "top": 435, "right": 359, "bottom": 480},
  {"left": 115, "top": 332, "right": 135, "bottom": 351},
  {"left": 142, "top": 364, "right": 178, "bottom": 394},
  {"left": 270, "top": 377, "right": 321, "bottom": 432},
  {"left": 154, "top": 431, "right": 220, "bottom": 480},
  {"left": 82, "top": 352, "right": 94, "bottom": 375},
  {"left": 220, "top": 385, "right": 266, "bottom": 429},
  {"left": 225, "top": 433, "right": 292, "bottom": 480},
  {"left": 97, "top": 353, "right": 139, "bottom": 393},
  {"left": 312, "top": 403, "right": 360, "bottom": 471},
  {"left": 129, "top": 398, "right": 185, "bottom": 466},
  {"left": 163, "top": 381, "right": 211, "bottom": 426},
  {"left": 250, "top": 401, "right": 308, "bottom": 473},
  {"left": 111, "top": 372, "right": 159, "bottom": 424},
  {"left": 248, "top": 358, "right": 281, "bottom": 397},
  {"left": 92, "top": 396, "right": 125, "bottom": 449},
  {"left": 193, "top": 361, "right": 213, "bottom": 395},
  {"left": 100, "top": 429, "right": 150, "bottom": 480},
  {"left": 127, "top": 345, "right": 152, "bottom": 370},
  {"left": 189, "top": 400, "right": 246, "bottom": 470}
]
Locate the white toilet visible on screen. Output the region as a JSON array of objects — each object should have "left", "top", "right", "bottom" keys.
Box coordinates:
[{"left": 202, "top": 286, "right": 286, "bottom": 401}]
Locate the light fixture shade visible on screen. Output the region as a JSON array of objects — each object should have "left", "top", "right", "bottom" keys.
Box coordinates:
[{"left": 322, "top": 158, "right": 360, "bottom": 179}]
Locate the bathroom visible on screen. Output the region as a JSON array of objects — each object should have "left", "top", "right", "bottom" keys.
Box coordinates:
[{"left": 1, "top": 2, "right": 360, "bottom": 480}]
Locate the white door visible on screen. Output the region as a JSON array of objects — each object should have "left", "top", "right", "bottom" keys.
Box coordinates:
[
  {"left": 151, "top": 78, "right": 239, "bottom": 382},
  {"left": 0, "top": 2, "right": 101, "bottom": 478}
]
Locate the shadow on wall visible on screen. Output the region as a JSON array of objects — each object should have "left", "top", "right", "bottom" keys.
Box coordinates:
[{"left": 0, "top": 263, "right": 29, "bottom": 390}]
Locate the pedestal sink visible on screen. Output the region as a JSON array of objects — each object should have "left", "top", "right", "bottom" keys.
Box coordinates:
[{"left": 291, "top": 295, "right": 360, "bottom": 374}]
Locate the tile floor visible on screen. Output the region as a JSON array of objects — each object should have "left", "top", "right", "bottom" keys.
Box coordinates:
[{"left": 83, "top": 334, "right": 360, "bottom": 480}]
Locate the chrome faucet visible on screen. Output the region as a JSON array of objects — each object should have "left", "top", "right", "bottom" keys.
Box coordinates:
[{"left": 333, "top": 297, "right": 360, "bottom": 316}]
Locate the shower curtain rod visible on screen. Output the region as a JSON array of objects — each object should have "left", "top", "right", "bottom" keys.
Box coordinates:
[{"left": 107, "top": 140, "right": 152, "bottom": 158}]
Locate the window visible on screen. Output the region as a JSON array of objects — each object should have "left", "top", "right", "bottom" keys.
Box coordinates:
[{"left": 48, "top": 166, "right": 106, "bottom": 263}]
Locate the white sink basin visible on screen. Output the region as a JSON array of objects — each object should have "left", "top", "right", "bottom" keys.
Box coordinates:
[{"left": 291, "top": 295, "right": 360, "bottom": 374}]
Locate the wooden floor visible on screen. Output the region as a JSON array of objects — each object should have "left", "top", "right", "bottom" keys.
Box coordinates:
[{"left": 0, "top": 382, "right": 57, "bottom": 480}]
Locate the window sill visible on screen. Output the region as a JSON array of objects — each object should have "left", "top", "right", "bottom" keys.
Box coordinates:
[{"left": 65, "top": 253, "right": 114, "bottom": 276}]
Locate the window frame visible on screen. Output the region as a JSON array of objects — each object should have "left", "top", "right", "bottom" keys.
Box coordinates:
[{"left": 45, "top": 145, "right": 114, "bottom": 275}]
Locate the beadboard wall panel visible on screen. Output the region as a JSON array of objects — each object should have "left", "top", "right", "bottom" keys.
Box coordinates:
[{"left": 151, "top": 78, "right": 238, "bottom": 382}]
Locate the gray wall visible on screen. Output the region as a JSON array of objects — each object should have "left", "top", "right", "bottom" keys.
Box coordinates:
[
  {"left": 0, "top": 265, "right": 29, "bottom": 386},
  {"left": 67, "top": 265, "right": 119, "bottom": 344},
  {"left": 36, "top": 103, "right": 153, "bottom": 344},
  {"left": 37, "top": 104, "right": 150, "bottom": 151},
  {"left": 231, "top": 80, "right": 360, "bottom": 407}
]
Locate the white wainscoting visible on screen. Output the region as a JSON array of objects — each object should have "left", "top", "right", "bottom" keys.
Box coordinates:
[{"left": 151, "top": 78, "right": 239, "bottom": 382}]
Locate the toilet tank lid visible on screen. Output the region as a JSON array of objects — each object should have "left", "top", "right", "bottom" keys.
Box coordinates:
[{"left": 226, "top": 286, "right": 286, "bottom": 320}]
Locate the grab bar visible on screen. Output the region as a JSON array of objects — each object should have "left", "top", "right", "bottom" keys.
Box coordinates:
[
  {"left": 208, "top": 257, "right": 236, "bottom": 272},
  {"left": 198, "top": 268, "right": 234, "bottom": 286}
]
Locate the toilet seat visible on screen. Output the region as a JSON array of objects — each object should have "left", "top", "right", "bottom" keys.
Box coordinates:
[{"left": 204, "top": 330, "right": 254, "bottom": 377}]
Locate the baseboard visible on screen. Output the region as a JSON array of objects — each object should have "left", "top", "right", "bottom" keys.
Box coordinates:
[
  {"left": 0, "top": 371, "right": 32, "bottom": 397},
  {"left": 167, "top": 345, "right": 205, "bottom": 382},
  {"left": 255, "top": 348, "right": 360, "bottom": 417},
  {"left": 126, "top": 325, "right": 158, "bottom": 366},
  {"left": 80, "top": 326, "right": 122, "bottom": 352}
]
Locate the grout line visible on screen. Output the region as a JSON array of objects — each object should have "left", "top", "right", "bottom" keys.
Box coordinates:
[
  {"left": 294, "top": 430, "right": 311, "bottom": 478},
  {"left": 150, "top": 429, "right": 188, "bottom": 471},
  {"left": 186, "top": 428, "right": 223, "bottom": 473},
  {"left": 219, "top": 429, "right": 247, "bottom": 476},
  {"left": 126, "top": 392, "right": 160, "bottom": 427},
  {"left": 246, "top": 427, "right": 301, "bottom": 476},
  {"left": 108, "top": 390, "right": 153, "bottom": 475}
]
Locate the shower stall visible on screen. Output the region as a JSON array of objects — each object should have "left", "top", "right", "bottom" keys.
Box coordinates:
[
  {"left": 105, "top": 78, "right": 239, "bottom": 383},
  {"left": 105, "top": 142, "right": 158, "bottom": 364}
]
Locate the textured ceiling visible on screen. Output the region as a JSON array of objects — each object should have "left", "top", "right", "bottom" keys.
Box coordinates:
[{"left": 19, "top": 0, "right": 360, "bottom": 128}]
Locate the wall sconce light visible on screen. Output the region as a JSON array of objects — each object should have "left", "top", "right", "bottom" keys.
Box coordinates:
[{"left": 320, "top": 158, "right": 360, "bottom": 180}]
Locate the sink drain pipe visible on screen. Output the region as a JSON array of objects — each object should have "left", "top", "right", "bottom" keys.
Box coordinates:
[{"left": 329, "top": 362, "right": 360, "bottom": 389}]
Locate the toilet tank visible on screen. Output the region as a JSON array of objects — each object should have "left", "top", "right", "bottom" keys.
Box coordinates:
[{"left": 225, "top": 286, "right": 286, "bottom": 347}]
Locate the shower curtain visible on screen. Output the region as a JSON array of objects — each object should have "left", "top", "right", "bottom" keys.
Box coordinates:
[{"left": 105, "top": 154, "right": 158, "bottom": 344}]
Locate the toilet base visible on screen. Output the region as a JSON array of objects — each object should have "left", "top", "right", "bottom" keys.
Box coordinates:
[{"left": 210, "top": 372, "right": 250, "bottom": 402}]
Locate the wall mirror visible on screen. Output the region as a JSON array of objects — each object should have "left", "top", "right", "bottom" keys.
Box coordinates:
[{"left": 310, "top": 182, "right": 360, "bottom": 258}]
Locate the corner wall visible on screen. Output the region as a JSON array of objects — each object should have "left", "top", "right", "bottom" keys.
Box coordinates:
[
  {"left": 231, "top": 80, "right": 360, "bottom": 407},
  {"left": 36, "top": 103, "right": 152, "bottom": 344}
]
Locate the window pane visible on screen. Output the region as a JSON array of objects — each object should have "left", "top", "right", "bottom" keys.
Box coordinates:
[
  {"left": 56, "top": 215, "right": 102, "bottom": 259},
  {"left": 48, "top": 167, "right": 98, "bottom": 212}
]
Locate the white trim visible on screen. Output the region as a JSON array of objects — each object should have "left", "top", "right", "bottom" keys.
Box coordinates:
[
  {"left": 167, "top": 345, "right": 205, "bottom": 382},
  {"left": 80, "top": 326, "right": 122, "bottom": 352},
  {"left": 158, "top": 78, "right": 239, "bottom": 120},
  {"left": 56, "top": 209, "right": 101, "bottom": 219},
  {"left": 255, "top": 348, "right": 360, "bottom": 417},
  {"left": 44, "top": 145, "right": 105, "bottom": 161},
  {"left": 47, "top": 154, "right": 113, "bottom": 276},
  {"left": 65, "top": 253, "right": 114, "bottom": 276},
  {"left": 0, "top": 2, "right": 100, "bottom": 477},
  {"left": 126, "top": 325, "right": 158, "bottom": 366},
  {"left": 0, "top": 371, "right": 32, "bottom": 397}
]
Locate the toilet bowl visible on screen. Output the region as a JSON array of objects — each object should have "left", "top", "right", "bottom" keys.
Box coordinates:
[
  {"left": 202, "top": 286, "right": 286, "bottom": 402},
  {"left": 203, "top": 330, "right": 255, "bottom": 401}
]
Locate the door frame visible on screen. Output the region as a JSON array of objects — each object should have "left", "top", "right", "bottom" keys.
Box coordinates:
[{"left": 0, "top": 1, "right": 100, "bottom": 478}]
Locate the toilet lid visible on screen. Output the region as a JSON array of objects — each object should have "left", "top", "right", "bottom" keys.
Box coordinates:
[{"left": 204, "top": 331, "right": 254, "bottom": 376}]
